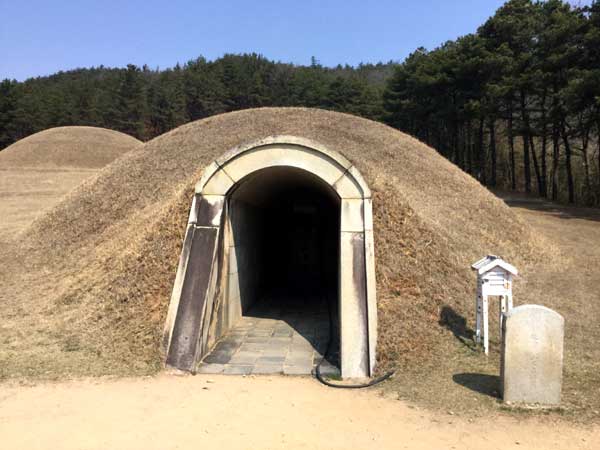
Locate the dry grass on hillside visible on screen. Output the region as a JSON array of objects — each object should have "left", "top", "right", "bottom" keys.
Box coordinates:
[
  {"left": 0, "top": 108, "right": 542, "bottom": 385},
  {"left": 0, "top": 126, "right": 142, "bottom": 169},
  {"left": 0, "top": 127, "right": 142, "bottom": 241},
  {"left": 385, "top": 195, "right": 600, "bottom": 423}
]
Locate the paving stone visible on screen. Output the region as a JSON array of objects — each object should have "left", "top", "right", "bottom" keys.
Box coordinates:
[
  {"left": 221, "top": 336, "right": 245, "bottom": 345},
  {"left": 254, "top": 328, "right": 275, "bottom": 334},
  {"left": 273, "top": 330, "right": 294, "bottom": 337},
  {"left": 196, "top": 295, "right": 337, "bottom": 376},
  {"left": 229, "top": 352, "right": 260, "bottom": 365},
  {"left": 288, "top": 348, "right": 314, "bottom": 357},
  {"left": 283, "top": 365, "right": 312, "bottom": 375},
  {"left": 213, "top": 341, "right": 241, "bottom": 353},
  {"left": 292, "top": 333, "right": 313, "bottom": 341},
  {"left": 245, "top": 336, "right": 270, "bottom": 343},
  {"left": 257, "top": 355, "right": 286, "bottom": 365},
  {"left": 202, "top": 351, "right": 232, "bottom": 364},
  {"left": 238, "top": 343, "right": 264, "bottom": 352},
  {"left": 286, "top": 360, "right": 314, "bottom": 369},
  {"left": 230, "top": 350, "right": 260, "bottom": 358},
  {"left": 291, "top": 344, "right": 314, "bottom": 354},
  {"left": 229, "top": 328, "right": 249, "bottom": 334},
  {"left": 223, "top": 365, "right": 253, "bottom": 375},
  {"left": 297, "top": 334, "right": 317, "bottom": 342},
  {"left": 263, "top": 347, "right": 289, "bottom": 356},
  {"left": 252, "top": 364, "right": 283, "bottom": 375},
  {"left": 197, "top": 363, "right": 226, "bottom": 374}
]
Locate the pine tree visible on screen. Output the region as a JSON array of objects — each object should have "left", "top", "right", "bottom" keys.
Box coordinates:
[
  {"left": 114, "top": 64, "right": 148, "bottom": 140},
  {"left": 0, "top": 79, "right": 18, "bottom": 149}
]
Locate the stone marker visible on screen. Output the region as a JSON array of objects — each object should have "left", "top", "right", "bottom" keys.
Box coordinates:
[{"left": 501, "top": 304, "right": 564, "bottom": 406}]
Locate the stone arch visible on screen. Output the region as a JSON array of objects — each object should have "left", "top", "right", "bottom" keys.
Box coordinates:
[{"left": 163, "top": 136, "right": 376, "bottom": 378}]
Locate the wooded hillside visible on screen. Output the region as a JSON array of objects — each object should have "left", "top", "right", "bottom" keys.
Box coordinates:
[
  {"left": 0, "top": 56, "right": 391, "bottom": 147},
  {"left": 1, "top": 0, "right": 599, "bottom": 206},
  {"left": 384, "top": 0, "right": 600, "bottom": 206}
]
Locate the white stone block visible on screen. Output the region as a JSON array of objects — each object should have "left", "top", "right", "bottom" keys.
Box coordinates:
[
  {"left": 223, "top": 144, "right": 347, "bottom": 187},
  {"left": 201, "top": 167, "right": 235, "bottom": 195},
  {"left": 334, "top": 170, "right": 364, "bottom": 199},
  {"left": 501, "top": 305, "right": 564, "bottom": 406},
  {"left": 363, "top": 198, "right": 373, "bottom": 231},
  {"left": 228, "top": 246, "right": 238, "bottom": 274},
  {"left": 340, "top": 199, "right": 364, "bottom": 232},
  {"left": 346, "top": 165, "right": 372, "bottom": 198},
  {"left": 228, "top": 270, "right": 241, "bottom": 304},
  {"left": 187, "top": 195, "right": 199, "bottom": 224},
  {"left": 215, "top": 135, "right": 354, "bottom": 170},
  {"left": 365, "top": 229, "right": 377, "bottom": 374},
  {"left": 194, "top": 161, "right": 221, "bottom": 193},
  {"left": 339, "top": 231, "right": 369, "bottom": 378}
]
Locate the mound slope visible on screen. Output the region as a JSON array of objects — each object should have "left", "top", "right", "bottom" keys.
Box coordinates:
[
  {"left": 0, "top": 127, "right": 142, "bottom": 240},
  {"left": 0, "top": 126, "right": 142, "bottom": 169},
  {"left": 0, "top": 108, "right": 541, "bottom": 379}
]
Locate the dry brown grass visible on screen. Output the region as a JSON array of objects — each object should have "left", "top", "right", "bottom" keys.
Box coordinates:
[
  {"left": 0, "top": 126, "right": 141, "bottom": 169},
  {"left": 383, "top": 195, "right": 600, "bottom": 423},
  {"left": 0, "top": 127, "right": 141, "bottom": 242},
  {"left": 1, "top": 108, "right": 566, "bottom": 410}
]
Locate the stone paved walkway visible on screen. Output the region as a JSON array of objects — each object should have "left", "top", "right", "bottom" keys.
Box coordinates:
[{"left": 198, "top": 295, "right": 340, "bottom": 376}]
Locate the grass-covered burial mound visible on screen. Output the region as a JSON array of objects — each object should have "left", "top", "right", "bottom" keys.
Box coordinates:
[
  {"left": 0, "top": 108, "right": 539, "bottom": 380},
  {"left": 0, "top": 126, "right": 142, "bottom": 240}
]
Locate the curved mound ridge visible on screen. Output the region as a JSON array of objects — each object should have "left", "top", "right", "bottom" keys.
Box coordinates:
[
  {"left": 0, "top": 126, "right": 142, "bottom": 169},
  {"left": 1, "top": 108, "right": 541, "bottom": 379},
  {"left": 0, "top": 127, "right": 142, "bottom": 240}
]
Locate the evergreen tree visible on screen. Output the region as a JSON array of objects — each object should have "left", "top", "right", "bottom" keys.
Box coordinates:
[
  {"left": 0, "top": 79, "right": 18, "bottom": 148},
  {"left": 114, "top": 64, "right": 148, "bottom": 139}
]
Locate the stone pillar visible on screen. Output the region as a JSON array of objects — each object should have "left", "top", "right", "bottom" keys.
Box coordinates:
[
  {"left": 501, "top": 305, "right": 564, "bottom": 406},
  {"left": 339, "top": 231, "right": 369, "bottom": 378}
]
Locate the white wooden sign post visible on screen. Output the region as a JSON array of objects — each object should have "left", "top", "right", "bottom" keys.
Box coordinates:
[{"left": 471, "top": 255, "right": 518, "bottom": 355}]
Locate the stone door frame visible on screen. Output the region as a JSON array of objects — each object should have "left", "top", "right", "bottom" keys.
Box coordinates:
[{"left": 163, "top": 136, "right": 376, "bottom": 378}]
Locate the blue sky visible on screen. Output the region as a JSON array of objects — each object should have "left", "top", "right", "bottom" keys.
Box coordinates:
[{"left": 0, "top": 0, "right": 584, "bottom": 81}]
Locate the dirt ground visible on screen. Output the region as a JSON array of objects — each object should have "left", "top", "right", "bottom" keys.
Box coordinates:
[
  {"left": 0, "top": 373, "right": 597, "bottom": 450},
  {"left": 1, "top": 187, "right": 599, "bottom": 447}
]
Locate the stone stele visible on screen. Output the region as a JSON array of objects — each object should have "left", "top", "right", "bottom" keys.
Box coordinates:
[{"left": 501, "top": 304, "right": 564, "bottom": 406}]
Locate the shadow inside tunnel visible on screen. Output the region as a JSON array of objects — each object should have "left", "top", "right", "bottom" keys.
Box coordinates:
[{"left": 453, "top": 372, "right": 501, "bottom": 398}]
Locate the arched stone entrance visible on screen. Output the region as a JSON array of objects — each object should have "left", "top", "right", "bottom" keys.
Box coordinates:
[{"left": 163, "top": 136, "right": 376, "bottom": 378}]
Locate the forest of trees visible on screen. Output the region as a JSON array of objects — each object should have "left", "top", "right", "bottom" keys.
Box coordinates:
[
  {"left": 385, "top": 0, "right": 600, "bottom": 206},
  {"left": 0, "top": 56, "right": 391, "bottom": 147},
  {"left": 1, "top": 0, "right": 599, "bottom": 206}
]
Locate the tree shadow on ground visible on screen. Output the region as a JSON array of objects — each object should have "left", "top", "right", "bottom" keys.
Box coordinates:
[
  {"left": 439, "top": 306, "right": 477, "bottom": 351},
  {"left": 453, "top": 373, "right": 501, "bottom": 398},
  {"left": 493, "top": 190, "right": 600, "bottom": 223}
]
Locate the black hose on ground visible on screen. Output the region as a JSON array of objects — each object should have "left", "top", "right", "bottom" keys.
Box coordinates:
[{"left": 313, "top": 292, "right": 395, "bottom": 389}]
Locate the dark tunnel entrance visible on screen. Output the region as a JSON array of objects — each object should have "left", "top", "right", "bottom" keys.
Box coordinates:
[
  {"left": 200, "top": 166, "right": 341, "bottom": 375},
  {"left": 165, "top": 137, "right": 377, "bottom": 378},
  {"left": 247, "top": 168, "right": 339, "bottom": 299}
]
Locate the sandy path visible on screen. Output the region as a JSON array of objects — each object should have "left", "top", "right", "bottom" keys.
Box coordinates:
[{"left": 0, "top": 374, "right": 596, "bottom": 450}]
